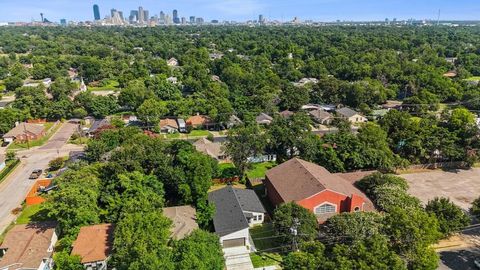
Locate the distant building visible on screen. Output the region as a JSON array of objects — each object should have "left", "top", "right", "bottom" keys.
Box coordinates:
[
  {"left": 159, "top": 11, "right": 166, "bottom": 23},
  {"left": 259, "top": 14, "right": 265, "bottom": 24},
  {"left": 3, "top": 122, "right": 46, "bottom": 143},
  {"left": 255, "top": 113, "right": 273, "bottom": 125},
  {"left": 159, "top": 118, "right": 179, "bottom": 134},
  {"left": 336, "top": 107, "right": 368, "bottom": 124},
  {"left": 173, "top": 9, "right": 180, "bottom": 24},
  {"left": 196, "top": 17, "right": 204, "bottom": 24},
  {"left": 93, "top": 4, "right": 101, "bottom": 21},
  {"left": 60, "top": 19, "right": 67, "bottom": 26},
  {"left": 138, "top": 6, "right": 144, "bottom": 23},
  {"left": 167, "top": 57, "right": 179, "bottom": 67},
  {"left": 181, "top": 17, "right": 186, "bottom": 24},
  {"left": 193, "top": 138, "right": 227, "bottom": 162},
  {"left": 129, "top": 10, "right": 138, "bottom": 23},
  {"left": 190, "top": 16, "right": 196, "bottom": 24}
]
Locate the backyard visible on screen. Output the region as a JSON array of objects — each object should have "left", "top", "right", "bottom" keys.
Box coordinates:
[
  {"left": 88, "top": 79, "right": 120, "bottom": 91},
  {"left": 250, "top": 223, "right": 283, "bottom": 268}
]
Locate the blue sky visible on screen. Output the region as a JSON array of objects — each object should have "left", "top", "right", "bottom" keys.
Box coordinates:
[{"left": 1, "top": 0, "right": 479, "bottom": 22}]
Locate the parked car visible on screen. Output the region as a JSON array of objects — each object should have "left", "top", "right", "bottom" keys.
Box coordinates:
[{"left": 29, "top": 169, "right": 43, "bottom": 179}]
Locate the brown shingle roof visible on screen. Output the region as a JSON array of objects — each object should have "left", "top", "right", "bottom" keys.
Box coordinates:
[
  {"left": 193, "top": 138, "right": 224, "bottom": 160},
  {"left": 163, "top": 206, "right": 199, "bottom": 240},
  {"left": 160, "top": 118, "right": 179, "bottom": 129},
  {"left": 3, "top": 123, "right": 45, "bottom": 138},
  {"left": 71, "top": 224, "right": 114, "bottom": 264},
  {"left": 265, "top": 158, "right": 369, "bottom": 202},
  {"left": 186, "top": 115, "right": 212, "bottom": 127},
  {"left": 0, "top": 222, "right": 57, "bottom": 270}
]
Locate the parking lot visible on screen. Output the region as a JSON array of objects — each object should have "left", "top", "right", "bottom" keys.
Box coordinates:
[{"left": 400, "top": 168, "right": 480, "bottom": 211}]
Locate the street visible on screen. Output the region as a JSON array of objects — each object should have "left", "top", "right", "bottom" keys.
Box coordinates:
[{"left": 0, "top": 122, "right": 82, "bottom": 234}]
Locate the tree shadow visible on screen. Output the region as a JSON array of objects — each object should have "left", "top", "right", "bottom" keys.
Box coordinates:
[{"left": 439, "top": 249, "right": 480, "bottom": 270}]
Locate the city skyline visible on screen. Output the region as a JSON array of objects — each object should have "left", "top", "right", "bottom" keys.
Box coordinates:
[{"left": 1, "top": 0, "right": 479, "bottom": 23}]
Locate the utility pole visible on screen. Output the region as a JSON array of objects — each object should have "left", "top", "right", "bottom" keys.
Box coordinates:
[{"left": 290, "top": 218, "right": 300, "bottom": 252}]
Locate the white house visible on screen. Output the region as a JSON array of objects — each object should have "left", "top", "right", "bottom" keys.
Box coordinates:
[
  {"left": 167, "top": 57, "right": 179, "bottom": 67},
  {"left": 208, "top": 186, "right": 266, "bottom": 250},
  {"left": 336, "top": 107, "right": 368, "bottom": 124}
]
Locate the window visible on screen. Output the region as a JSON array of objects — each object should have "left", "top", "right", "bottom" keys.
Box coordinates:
[
  {"left": 314, "top": 203, "right": 336, "bottom": 215},
  {"left": 257, "top": 215, "right": 263, "bottom": 221},
  {"left": 354, "top": 206, "right": 360, "bottom": 212}
]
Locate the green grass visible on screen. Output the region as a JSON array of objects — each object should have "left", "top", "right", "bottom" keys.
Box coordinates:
[
  {"left": 88, "top": 80, "right": 120, "bottom": 91},
  {"left": 8, "top": 122, "right": 62, "bottom": 150},
  {"left": 68, "top": 137, "right": 90, "bottom": 145},
  {"left": 465, "top": 76, "right": 480, "bottom": 81},
  {"left": 250, "top": 224, "right": 284, "bottom": 268},
  {"left": 246, "top": 162, "right": 277, "bottom": 179},
  {"left": 188, "top": 130, "right": 210, "bottom": 137},
  {"left": 165, "top": 133, "right": 181, "bottom": 139},
  {"left": 16, "top": 204, "right": 42, "bottom": 225},
  {"left": 218, "top": 163, "right": 240, "bottom": 178},
  {"left": 0, "top": 84, "right": 5, "bottom": 91},
  {"left": 250, "top": 252, "right": 283, "bottom": 268},
  {"left": 0, "top": 159, "right": 20, "bottom": 184}
]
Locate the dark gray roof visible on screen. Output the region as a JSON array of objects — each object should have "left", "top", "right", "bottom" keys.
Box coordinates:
[
  {"left": 89, "top": 119, "right": 109, "bottom": 133},
  {"left": 208, "top": 186, "right": 249, "bottom": 236},
  {"left": 208, "top": 186, "right": 266, "bottom": 236},
  {"left": 233, "top": 188, "right": 267, "bottom": 214},
  {"left": 336, "top": 107, "right": 359, "bottom": 118}
]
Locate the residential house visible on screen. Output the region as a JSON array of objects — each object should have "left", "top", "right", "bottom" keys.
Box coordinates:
[
  {"left": 186, "top": 114, "right": 212, "bottom": 129},
  {"left": 255, "top": 113, "right": 273, "bottom": 125},
  {"left": 71, "top": 224, "right": 114, "bottom": 270},
  {"left": 370, "top": 109, "right": 389, "bottom": 120},
  {"left": 0, "top": 222, "right": 58, "bottom": 270},
  {"left": 3, "top": 123, "right": 46, "bottom": 143},
  {"left": 166, "top": 76, "right": 178, "bottom": 84},
  {"left": 177, "top": 119, "right": 187, "bottom": 133},
  {"left": 163, "top": 206, "right": 199, "bottom": 240},
  {"left": 443, "top": 71, "right": 457, "bottom": 78},
  {"left": 226, "top": 115, "right": 243, "bottom": 129},
  {"left": 167, "top": 57, "right": 179, "bottom": 67},
  {"left": 309, "top": 109, "right": 334, "bottom": 125},
  {"left": 381, "top": 100, "right": 403, "bottom": 110},
  {"left": 121, "top": 114, "right": 138, "bottom": 124},
  {"left": 0, "top": 101, "right": 11, "bottom": 110},
  {"left": 301, "top": 104, "right": 336, "bottom": 112},
  {"left": 208, "top": 186, "right": 266, "bottom": 249},
  {"left": 193, "top": 138, "right": 227, "bottom": 162},
  {"left": 264, "top": 158, "right": 373, "bottom": 222},
  {"left": 42, "top": 78, "right": 52, "bottom": 88},
  {"left": 336, "top": 107, "right": 368, "bottom": 124},
  {"left": 87, "top": 119, "right": 111, "bottom": 138},
  {"left": 209, "top": 53, "right": 224, "bottom": 60},
  {"left": 160, "top": 118, "right": 179, "bottom": 133},
  {"left": 445, "top": 57, "right": 458, "bottom": 64}
]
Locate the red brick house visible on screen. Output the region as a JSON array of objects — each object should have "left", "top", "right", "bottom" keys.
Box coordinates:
[
  {"left": 2, "top": 123, "right": 46, "bottom": 143},
  {"left": 264, "top": 158, "right": 373, "bottom": 222}
]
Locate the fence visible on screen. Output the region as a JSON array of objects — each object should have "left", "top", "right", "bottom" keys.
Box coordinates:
[
  {"left": 25, "top": 179, "right": 52, "bottom": 206},
  {"left": 401, "top": 161, "right": 468, "bottom": 171}
]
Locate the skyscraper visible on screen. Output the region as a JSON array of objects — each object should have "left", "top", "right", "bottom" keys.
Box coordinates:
[
  {"left": 143, "top": 10, "right": 149, "bottom": 22},
  {"left": 259, "top": 14, "right": 265, "bottom": 24},
  {"left": 159, "top": 11, "right": 166, "bottom": 24},
  {"left": 60, "top": 19, "right": 67, "bottom": 26},
  {"left": 93, "top": 4, "right": 101, "bottom": 21},
  {"left": 130, "top": 10, "right": 138, "bottom": 23},
  {"left": 173, "top": 10, "right": 180, "bottom": 24},
  {"left": 190, "top": 16, "right": 195, "bottom": 24},
  {"left": 110, "top": 9, "right": 117, "bottom": 18},
  {"left": 138, "top": 6, "right": 144, "bottom": 23}
]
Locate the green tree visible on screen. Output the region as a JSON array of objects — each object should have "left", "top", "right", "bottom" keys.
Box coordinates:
[
  {"left": 53, "top": 251, "right": 84, "bottom": 270},
  {"left": 472, "top": 197, "right": 480, "bottom": 218},
  {"left": 224, "top": 124, "right": 267, "bottom": 178},
  {"left": 282, "top": 241, "right": 325, "bottom": 270},
  {"left": 273, "top": 202, "right": 318, "bottom": 245},
  {"left": 48, "top": 157, "right": 65, "bottom": 171},
  {"left": 425, "top": 197, "right": 470, "bottom": 236},
  {"left": 137, "top": 98, "right": 168, "bottom": 128},
  {"left": 280, "top": 84, "right": 309, "bottom": 111},
  {"left": 323, "top": 212, "right": 384, "bottom": 243},
  {"left": 172, "top": 230, "right": 225, "bottom": 270}
]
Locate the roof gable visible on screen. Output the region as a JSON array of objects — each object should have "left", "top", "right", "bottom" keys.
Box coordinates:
[{"left": 71, "top": 224, "right": 114, "bottom": 264}]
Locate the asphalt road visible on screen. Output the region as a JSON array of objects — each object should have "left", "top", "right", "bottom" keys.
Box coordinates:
[{"left": 0, "top": 123, "right": 81, "bottom": 234}]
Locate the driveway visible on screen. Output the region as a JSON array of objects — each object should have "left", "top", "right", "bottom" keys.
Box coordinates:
[
  {"left": 224, "top": 247, "right": 254, "bottom": 270},
  {"left": 0, "top": 122, "right": 82, "bottom": 234},
  {"left": 400, "top": 168, "right": 480, "bottom": 210}
]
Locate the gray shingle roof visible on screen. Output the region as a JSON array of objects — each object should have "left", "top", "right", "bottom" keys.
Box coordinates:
[
  {"left": 336, "top": 107, "right": 359, "bottom": 118},
  {"left": 208, "top": 186, "right": 265, "bottom": 236},
  {"left": 233, "top": 188, "right": 267, "bottom": 213}
]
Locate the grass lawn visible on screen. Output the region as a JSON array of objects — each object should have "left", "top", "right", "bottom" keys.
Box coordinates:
[
  {"left": 250, "top": 252, "right": 283, "bottom": 268},
  {"left": 68, "top": 137, "right": 90, "bottom": 145},
  {"left": 246, "top": 162, "right": 277, "bottom": 180},
  {"left": 209, "top": 182, "right": 246, "bottom": 192},
  {"left": 0, "top": 159, "right": 21, "bottom": 184},
  {"left": 165, "top": 133, "right": 181, "bottom": 139},
  {"left": 8, "top": 122, "right": 61, "bottom": 150},
  {"left": 218, "top": 163, "right": 240, "bottom": 178},
  {"left": 16, "top": 204, "right": 42, "bottom": 224},
  {"left": 88, "top": 80, "right": 120, "bottom": 91},
  {"left": 188, "top": 130, "right": 210, "bottom": 137},
  {"left": 0, "top": 84, "right": 5, "bottom": 91},
  {"left": 250, "top": 223, "right": 284, "bottom": 268},
  {"left": 465, "top": 76, "right": 480, "bottom": 81}
]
